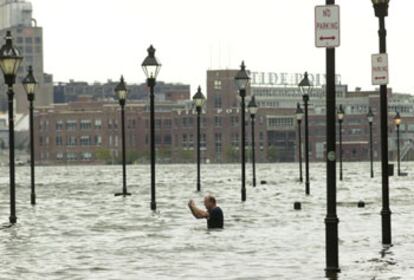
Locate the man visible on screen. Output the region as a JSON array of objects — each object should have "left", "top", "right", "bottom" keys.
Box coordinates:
[{"left": 188, "top": 195, "right": 224, "bottom": 229}]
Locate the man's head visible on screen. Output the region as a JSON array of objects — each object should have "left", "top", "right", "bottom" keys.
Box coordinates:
[{"left": 203, "top": 195, "right": 217, "bottom": 211}]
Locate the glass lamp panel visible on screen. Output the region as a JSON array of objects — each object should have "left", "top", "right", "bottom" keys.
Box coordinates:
[
  {"left": 0, "top": 57, "right": 22, "bottom": 76},
  {"left": 368, "top": 116, "right": 374, "bottom": 123},
  {"left": 23, "top": 83, "right": 36, "bottom": 95},
  {"left": 117, "top": 90, "right": 127, "bottom": 101}
]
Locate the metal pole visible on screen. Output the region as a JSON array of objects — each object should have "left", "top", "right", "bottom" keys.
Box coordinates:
[
  {"left": 303, "top": 95, "right": 310, "bottom": 195},
  {"left": 339, "top": 120, "right": 343, "bottom": 181},
  {"left": 197, "top": 107, "right": 201, "bottom": 192},
  {"left": 149, "top": 79, "right": 156, "bottom": 210},
  {"left": 370, "top": 122, "right": 374, "bottom": 178},
  {"left": 378, "top": 14, "right": 392, "bottom": 247},
  {"left": 29, "top": 97, "right": 36, "bottom": 205},
  {"left": 121, "top": 104, "right": 127, "bottom": 194},
  {"left": 298, "top": 119, "right": 303, "bottom": 182},
  {"left": 397, "top": 125, "right": 400, "bottom": 176},
  {"left": 241, "top": 90, "right": 246, "bottom": 201},
  {"left": 7, "top": 87, "right": 17, "bottom": 224},
  {"left": 324, "top": 0, "right": 340, "bottom": 276},
  {"left": 251, "top": 114, "right": 256, "bottom": 187}
]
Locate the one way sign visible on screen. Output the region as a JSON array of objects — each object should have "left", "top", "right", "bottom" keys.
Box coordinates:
[{"left": 315, "top": 5, "right": 340, "bottom": 48}]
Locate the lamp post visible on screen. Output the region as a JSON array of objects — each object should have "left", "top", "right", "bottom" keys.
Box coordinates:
[
  {"left": 367, "top": 107, "right": 374, "bottom": 178},
  {"left": 0, "top": 31, "right": 23, "bottom": 224},
  {"left": 337, "top": 105, "right": 345, "bottom": 181},
  {"left": 235, "top": 61, "right": 250, "bottom": 202},
  {"left": 248, "top": 95, "right": 258, "bottom": 187},
  {"left": 22, "top": 66, "right": 37, "bottom": 205},
  {"left": 142, "top": 45, "right": 161, "bottom": 211},
  {"left": 394, "top": 112, "right": 401, "bottom": 176},
  {"left": 298, "top": 72, "right": 312, "bottom": 195},
  {"left": 324, "top": 0, "right": 340, "bottom": 276},
  {"left": 114, "top": 76, "right": 131, "bottom": 197},
  {"left": 371, "top": 0, "right": 392, "bottom": 247},
  {"left": 296, "top": 103, "right": 304, "bottom": 183},
  {"left": 193, "top": 86, "right": 206, "bottom": 192}
]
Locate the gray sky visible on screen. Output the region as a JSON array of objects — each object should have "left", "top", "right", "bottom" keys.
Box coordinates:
[{"left": 30, "top": 0, "right": 413, "bottom": 95}]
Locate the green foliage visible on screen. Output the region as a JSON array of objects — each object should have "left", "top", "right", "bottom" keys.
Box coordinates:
[
  {"left": 267, "top": 146, "right": 278, "bottom": 162},
  {"left": 225, "top": 146, "right": 240, "bottom": 163},
  {"left": 96, "top": 148, "right": 112, "bottom": 164}
]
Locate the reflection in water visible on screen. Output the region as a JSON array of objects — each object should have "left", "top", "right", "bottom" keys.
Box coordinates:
[{"left": 0, "top": 163, "right": 413, "bottom": 279}]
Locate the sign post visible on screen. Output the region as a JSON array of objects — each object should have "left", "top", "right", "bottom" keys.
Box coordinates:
[
  {"left": 372, "top": 53, "right": 389, "bottom": 85},
  {"left": 315, "top": 5, "right": 340, "bottom": 48}
]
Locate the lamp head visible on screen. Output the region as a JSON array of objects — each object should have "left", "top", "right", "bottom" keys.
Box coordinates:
[
  {"left": 247, "top": 95, "right": 258, "bottom": 116},
  {"left": 193, "top": 86, "right": 206, "bottom": 110},
  {"left": 296, "top": 102, "right": 304, "bottom": 121},
  {"left": 115, "top": 75, "right": 128, "bottom": 104},
  {"left": 234, "top": 61, "right": 250, "bottom": 93},
  {"left": 22, "top": 65, "right": 37, "bottom": 99},
  {"left": 298, "top": 72, "right": 312, "bottom": 97},
  {"left": 0, "top": 31, "right": 23, "bottom": 85},
  {"left": 141, "top": 45, "right": 161, "bottom": 80}
]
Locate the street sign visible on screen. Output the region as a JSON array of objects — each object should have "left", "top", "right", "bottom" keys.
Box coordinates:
[
  {"left": 315, "top": 5, "right": 340, "bottom": 48},
  {"left": 372, "top": 53, "right": 389, "bottom": 85}
]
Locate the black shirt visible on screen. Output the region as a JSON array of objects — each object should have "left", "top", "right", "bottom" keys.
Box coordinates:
[{"left": 207, "top": 207, "right": 224, "bottom": 229}]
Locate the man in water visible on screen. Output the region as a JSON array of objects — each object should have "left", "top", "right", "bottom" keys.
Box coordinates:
[{"left": 188, "top": 195, "right": 224, "bottom": 229}]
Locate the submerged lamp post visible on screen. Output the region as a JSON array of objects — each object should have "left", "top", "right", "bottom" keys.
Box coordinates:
[
  {"left": 371, "top": 0, "right": 392, "bottom": 246},
  {"left": 337, "top": 105, "right": 345, "bottom": 181},
  {"left": 394, "top": 112, "right": 401, "bottom": 176},
  {"left": 235, "top": 61, "right": 250, "bottom": 202},
  {"left": 142, "top": 45, "right": 161, "bottom": 211},
  {"left": 0, "top": 31, "right": 23, "bottom": 224},
  {"left": 114, "top": 76, "right": 131, "bottom": 197},
  {"left": 367, "top": 107, "right": 375, "bottom": 178},
  {"left": 193, "top": 86, "right": 206, "bottom": 192},
  {"left": 22, "top": 66, "right": 37, "bottom": 205},
  {"left": 298, "top": 72, "right": 312, "bottom": 195},
  {"left": 296, "top": 102, "right": 304, "bottom": 183},
  {"left": 248, "top": 95, "right": 258, "bottom": 187}
]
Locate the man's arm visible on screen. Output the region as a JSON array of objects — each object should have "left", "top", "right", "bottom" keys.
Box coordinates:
[{"left": 188, "top": 200, "right": 209, "bottom": 219}]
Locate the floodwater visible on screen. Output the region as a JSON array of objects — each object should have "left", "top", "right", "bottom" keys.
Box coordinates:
[{"left": 0, "top": 162, "right": 413, "bottom": 279}]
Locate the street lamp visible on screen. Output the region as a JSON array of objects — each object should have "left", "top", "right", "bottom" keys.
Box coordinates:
[
  {"left": 337, "top": 105, "right": 345, "bottom": 181},
  {"left": 22, "top": 66, "right": 37, "bottom": 205},
  {"left": 394, "top": 111, "right": 401, "bottom": 176},
  {"left": 0, "top": 31, "right": 23, "bottom": 224},
  {"left": 371, "top": 0, "right": 392, "bottom": 247},
  {"left": 193, "top": 86, "right": 206, "bottom": 192},
  {"left": 296, "top": 103, "right": 304, "bottom": 183},
  {"left": 367, "top": 107, "right": 374, "bottom": 178},
  {"left": 235, "top": 61, "right": 250, "bottom": 202},
  {"left": 142, "top": 45, "right": 161, "bottom": 211},
  {"left": 248, "top": 95, "right": 258, "bottom": 187},
  {"left": 114, "top": 76, "right": 131, "bottom": 197},
  {"left": 298, "top": 72, "right": 312, "bottom": 195}
]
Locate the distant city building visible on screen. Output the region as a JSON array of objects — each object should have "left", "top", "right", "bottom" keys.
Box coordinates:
[
  {"left": 33, "top": 69, "right": 414, "bottom": 165},
  {"left": 53, "top": 80, "right": 190, "bottom": 103},
  {"left": 0, "top": 0, "right": 53, "bottom": 113}
]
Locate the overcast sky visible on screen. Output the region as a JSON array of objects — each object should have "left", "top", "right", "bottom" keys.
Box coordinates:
[{"left": 30, "top": 0, "right": 413, "bottom": 95}]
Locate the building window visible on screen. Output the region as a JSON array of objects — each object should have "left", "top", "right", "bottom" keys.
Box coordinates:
[
  {"left": 56, "top": 153, "right": 64, "bottom": 160},
  {"left": 214, "top": 116, "right": 222, "bottom": 128},
  {"left": 25, "top": 37, "right": 33, "bottom": 44},
  {"left": 95, "top": 135, "right": 102, "bottom": 145},
  {"left": 66, "top": 120, "right": 77, "bottom": 130},
  {"left": 67, "top": 136, "right": 77, "bottom": 146},
  {"left": 95, "top": 119, "right": 102, "bottom": 129},
  {"left": 188, "top": 134, "right": 194, "bottom": 148},
  {"left": 155, "top": 119, "right": 162, "bottom": 129},
  {"left": 25, "top": 46, "right": 33, "bottom": 53},
  {"left": 214, "top": 80, "right": 222, "bottom": 90},
  {"left": 56, "top": 136, "right": 63, "bottom": 146},
  {"left": 80, "top": 136, "right": 92, "bottom": 146},
  {"left": 164, "top": 134, "right": 172, "bottom": 145},
  {"left": 56, "top": 120, "right": 64, "bottom": 131},
  {"left": 231, "top": 133, "right": 239, "bottom": 148},
  {"left": 214, "top": 95, "right": 222, "bottom": 109},
  {"left": 67, "top": 152, "right": 78, "bottom": 161},
  {"left": 182, "top": 134, "right": 187, "bottom": 148},
  {"left": 35, "top": 37, "right": 41, "bottom": 44},
  {"left": 80, "top": 120, "right": 92, "bottom": 130},
  {"left": 215, "top": 133, "right": 222, "bottom": 160},
  {"left": 164, "top": 119, "right": 172, "bottom": 129},
  {"left": 231, "top": 116, "right": 239, "bottom": 127},
  {"left": 81, "top": 152, "right": 93, "bottom": 161}
]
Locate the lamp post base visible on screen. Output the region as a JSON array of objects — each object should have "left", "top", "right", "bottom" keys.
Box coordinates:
[
  {"left": 325, "top": 267, "right": 341, "bottom": 279},
  {"left": 30, "top": 193, "right": 36, "bottom": 205},
  {"left": 9, "top": 215, "right": 17, "bottom": 224},
  {"left": 197, "top": 183, "right": 201, "bottom": 192},
  {"left": 114, "top": 192, "right": 132, "bottom": 197}
]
